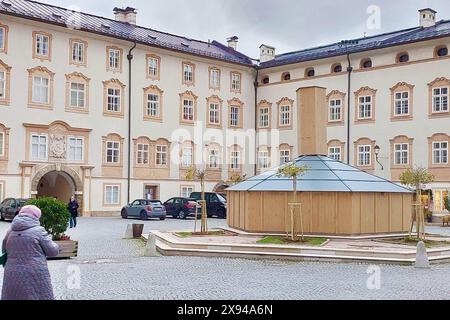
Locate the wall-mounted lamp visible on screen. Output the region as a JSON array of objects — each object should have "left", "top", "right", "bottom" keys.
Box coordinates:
[{"left": 374, "top": 145, "right": 384, "bottom": 171}]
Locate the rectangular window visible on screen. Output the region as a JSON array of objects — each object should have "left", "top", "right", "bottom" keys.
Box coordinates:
[
  {"left": 107, "top": 88, "right": 121, "bottom": 112},
  {"left": 183, "top": 63, "right": 193, "bottom": 83},
  {"left": 210, "top": 68, "right": 220, "bottom": 88},
  {"left": 182, "top": 147, "right": 193, "bottom": 167},
  {"left": 433, "top": 141, "right": 448, "bottom": 164},
  {"left": 181, "top": 186, "right": 194, "bottom": 198},
  {"left": 106, "top": 141, "right": 120, "bottom": 163},
  {"left": 68, "top": 137, "right": 83, "bottom": 162},
  {"left": 182, "top": 99, "right": 194, "bottom": 121},
  {"left": 329, "top": 99, "right": 342, "bottom": 121},
  {"left": 156, "top": 145, "right": 167, "bottom": 166},
  {"left": 32, "top": 76, "right": 49, "bottom": 104},
  {"left": 258, "top": 151, "right": 269, "bottom": 169},
  {"left": 104, "top": 185, "right": 120, "bottom": 205},
  {"left": 358, "top": 145, "right": 371, "bottom": 166},
  {"left": 394, "top": 92, "right": 409, "bottom": 116},
  {"left": 136, "top": 143, "right": 149, "bottom": 165},
  {"left": 70, "top": 82, "right": 85, "bottom": 108},
  {"left": 209, "top": 149, "right": 219, "bottom": 168},
  {"left": 31, "top": 134, "right": 47, "bottom": 161},
  {"left": 394, "top": 143, "right": 409, "bottom": 165},
  {"left": 148, "top": 57, "right": 159, "bottom": 77},
  {"left": 147, "top": 93, "right": 160, "bottom": 118},
  {"left": 328, "top": 147, "right": 341, "bottom": 161},
  {"left": 280, "top": 150, "right": 290, "bottom": 165},
  {"left": 0, "top": 71, "right": 5, "bottom": 98},
  {"left": 433, "top": 87, "right": 449, "bottom": 113},
  {"left": 108, "top": 49, "right": 120, "bottom": 70},
  {"left": 209, "top": 103, "right": 220, "bottom": 125},
  {"left": 231, "top": 151, "right": 240, "bottom": 170},
  {"left": 358, "top": 96, "right": 372, "bottom": 119},
  {"left": 0, "top": 182, "right": 3, "bottom": 203},
  {"left": 280, "top": 105, "right": 291, "bottom": 126},
  {"left": 72, "top": 41, "right": 85, "bottom": 64},
  {"left": 35, "top": 33, "right": 49, "bottom": 57},
  {"left": 0, "top": 132, "right": 3, "bottom": 156},
  {"left": 0, "top": 27, "right": 5, "bottom": 51},
  {"left": 230, "top": 106, "right": 240, "bottom": 127},
  {"left": 231, "top": 72, "right": 241, "bottom": 92},
  {"left": 259, "top": 107, "right": 269, "bottom": 128}
]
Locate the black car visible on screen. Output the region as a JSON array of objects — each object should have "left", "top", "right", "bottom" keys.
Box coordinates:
[
  {"left": 164, "top": 197, "right": 200, "bottom": 219},
  {"left": 189, "top": 192, "right": 227, "bottom": 219},
  {"left": 0, "top": 198, "right": 30, "bottom": 221}
]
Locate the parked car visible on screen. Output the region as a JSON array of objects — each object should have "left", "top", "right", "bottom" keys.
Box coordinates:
[
  {"left": 163, "top": 197, "right": 201, "bottom": 219},
  {"left": 0, "top": 198, "right": 30, "bottom": 221},
  {"left": 121, "top": 199, "right": 166, "bottom": 220},
  {"left": 189, "top": 192, "right": 227, "bottom": 219}
]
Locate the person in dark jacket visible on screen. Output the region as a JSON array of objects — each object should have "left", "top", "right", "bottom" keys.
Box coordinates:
[
  {"left": 1, "top": 205, "right": 60, "bottom": 300},
  {"left": 68, "top": 196, "right": 79, "bottom": 228}
]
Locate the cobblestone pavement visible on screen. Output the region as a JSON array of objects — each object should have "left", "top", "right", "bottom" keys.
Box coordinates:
[{"left": 0, "top": 217, "right": 450, "bottom": 300}]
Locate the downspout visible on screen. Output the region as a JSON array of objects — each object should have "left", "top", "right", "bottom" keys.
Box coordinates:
[
  {"left": 346, "top": 52, "right": 353, "bottom": 165},
  {"left": 254, "top": 67, "right": 259, "bottom": 176},
  {"left": 127, "top": 42, "right": 137, "bottom": 204}
]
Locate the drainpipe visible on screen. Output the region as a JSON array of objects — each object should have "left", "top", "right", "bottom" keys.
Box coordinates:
[
  {"left": 254, "top": 68, "right": 259, "bottom": 176},
  {"left": 346, "top": 52, "right": 353, "bottom": 165},
  {"left": 127, "top": 42, "right": 137, "bottom": 204}
]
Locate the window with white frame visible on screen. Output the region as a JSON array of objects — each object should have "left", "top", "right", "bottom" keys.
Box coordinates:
[
  {"left": 136, "top": 143, "right": 149, "bottom": 165},
  {"left": 231, "top": 72, "right": 241, "bottom": 92},
  {"left": 156, "top": 145, "right": 167, "bottom": 166},
  {"left": 70, "top": 82, "right": 85, "bottom": 108},
  {"left": 357, "top": 145, "right": 371, "bottom": 166},
  {"left": 68, "top": 137, "right": 83, "bottom": 162},
  {"left": 259, "top": 107, "right": 269, "bottom": 128},
  {"left": 208, "top": 149, "right": 219, "bottom": 168},
  {"left": 31, "top": 134, "right": 47, "bottom": 161},
  {"left": 108, "top": 48, "right": 120, "bottom": 70},
  {"left": 433, "top": 141, "right": 448, "bottom": 164},
  {"left": 0, "top": 182, "right": 3, "bottom": 203},
  {"left": 433, "top": 87, "right": 449, "bottom": 113},
  {"left": 0, "top": 132, "right": 3, "bottom": 156},
  {"left": 35, "top": 33, "right": 49, "bottom": 57},
  {"left": 107, "top": 88, "right": 121, "bottom": 112},
  {"left": 358, "top": 96, "right": 372, "bottom": 119},
  {"left": 230, "top": 150, "right": 240, "bottom": 170},
  {"left": 0, "top": 27, "right": 5, "bottom": 51},
  {"left": 146, "top": 93, "right": 160, "bottom": 118},
  {"left": 72, "top": 41, "right": 85, "bottom": 64},
  {"left": 183, "top": 63, "right": 193, "bottom": 83},
  {"left": 394, "top": 143, "right": 409, "bottom": 165},
  {"left": 328, "top": 147, "right": 341, "bottom": 161},
  {"left": 106, "top": 141, "right": 120, "bottom": 163},
  {"left": 32, "top": 76, "right": 49, "bottom": 104},
  {"left": 230, "top": 106, "right": 239, "bottom": 127},
  {"left": 329, "top": 99, "right": 342, "bottom": 121},
  {"left": 210, "top": 68, "right": 220, "bottom": 88},
  {"left": 280, "top": 149, "right": 291, "bottom": 165},
  {"left": 182, "top": 99, "right": 194, "bottom": 121},
  {"left": 279, "top": 104, "right": 291, "bottom": 126},
  {"left": 182, "top": 146, "right": 193, "bottom": 167},
  {"left": 209, "top": 103, "right": 220, "bottom": 125},
  {"left": 0, "top": 71, "right": 5, "bottom": 99},
  {"left": 148, "top": 57, "right": 159, "bottom": 77},
  {"left": 181, "top": 186, "right": 194, "bottom": 198},
  {"left": 104, "top": 185, "right": 120, "bottom": 205},
  {"left": 394, "top": 92, "right": 409, "bottom": 116},
  {"left": 258, "top": 150, "right": 269, "bottom": 169}
]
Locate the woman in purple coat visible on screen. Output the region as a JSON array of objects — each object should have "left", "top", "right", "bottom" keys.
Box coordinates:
[{"left": 1, "top": 205, "right": 60, "bottom": 300}]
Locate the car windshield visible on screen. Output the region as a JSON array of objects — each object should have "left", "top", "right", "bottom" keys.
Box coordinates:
[
  {"left": 217, "top": 194, "right": 226, "bottom": 202},
  {"left": 18, "top": 201, "right": 27, "bottom": 206}
]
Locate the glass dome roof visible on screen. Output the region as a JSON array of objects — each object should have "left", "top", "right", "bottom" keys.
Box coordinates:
[{"left": 227, "top": 155, "right": 413, "bottom": 193}]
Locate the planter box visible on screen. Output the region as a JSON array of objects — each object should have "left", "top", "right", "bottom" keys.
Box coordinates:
[{"left": 50, "top": 240, "right": 78, "bottom": 259}]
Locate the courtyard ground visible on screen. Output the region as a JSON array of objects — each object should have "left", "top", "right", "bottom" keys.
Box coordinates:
[{"left": 0, "top": 217, "right": 450, "bottom": 300}]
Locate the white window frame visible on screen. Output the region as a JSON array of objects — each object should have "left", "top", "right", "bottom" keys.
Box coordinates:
[
  {"left": 156, "top": 145, "right": 168, "bottom": 166},
  {"left": 0, "top": 182, "right": 3, "bottom": 203},
  {"left": 279, "top": 104, "right": 291, "bottom": 126},
  {"left": 183, "top": 64, "right": 193, "bottom": 83},
  {"left": 210, "top": 68, "right": 220, "bottom": 88},
  {"left": 181, "top": 186, "right": 194, "bottom": 198},
  {"left": 329, "top": 99, "right": 342, "bottom": 121},
  {"left": 231, "top": 72, "right": 241, "bottom": 92},
  {"left": 182, "top": 99, "right": 194, "bottom": 121},
  {"left": 108, "top": 48, "right": 120, "bottom": 70},
  {"left": 209, "top": 103, "right": 220, "bottom": 125},
  {"left": 208, "top": 149, "right": 220, "bottom": 169},
  {"left": 136, "top": 143, "right": 149, "bottom": 165},
  {"left": 259, "top": 107, "right": 270, "bottom": 128},
  {"left": 182, "top": 146, "right": 193, "bottom": 167},
  {"left": 70, "top": 81, "right": 86, "bottom": 108},
  {"left": 104, "top": 185, "right": 120, "bottom": 205},
  {"left": 394, "top": 143, "right": 409, "bottom": 165},
  {"left": 358, "top": 145, "right": 371, "bottom": 166},
  {"left": 146, "top": 93, "right": 160, "bottom": 118},
  {"left": 0, "top": 71, "right": 5, "bottom": 99},
  {"left": 106, "top": 141, "right": 120, "bottom": 164},
  {"left": 258, "top": 150, "right": 270, "bottom": 169},
  {"left": 0, "top": 132, "right": 4, "bottom": 157},
  {"left": 107, "top": 87, "right": 121, "bottom": 112},
  {"left": 328, "top": 147, "right": 341, "bottom": 161},
  {"left": 230, "top": 106, "right": 240, "bottom": 127},
  {"left": 35, "top": 33, "right": 49, "bottom": 57},
  {"left": 230, "top": 150, "right": 240, "bottom": 170},
  {"left": 32, "top": 76, "right": 50, "bottom": 104},
  {"left": 394, "top": 91, "right": 409, "bottom": 116},
  {"left": 358, "top": 96, "right": 372, "bottom": 119},
  {"left": 0, "top": 27, "right": 5, "bottom": 51},
  {"left": 148, "top": 57, "right": 159, "bottom": 77},
  {"left": 280, "top": 149, "right": 291, "bottom": 165},
  {"left": 72, "top": 41, "right": 85, "bottom": 64},
  {"left": 432, "top": 87, "right": 449, "bottom": 113},
  {"left": 433, "top": 141, "right": 448, "bottom": 165},
  {"left": 30, "top": 133, "right": 48, "bottom": 161},
  {"left": 68, "top": 136, "right": 84, "bottom": 162}
]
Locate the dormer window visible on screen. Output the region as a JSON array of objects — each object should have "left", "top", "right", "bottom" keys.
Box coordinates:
[
  {"left": 262, "top": 76, "right": 269, "bottom": 85},
  {"left": 361, "top": 58, "right": 372, "bottom": 69},
  {"left": 397, "top": 52, "right": 409, "bottom": 63},
  {"left": 331, "top": 63, "right": 342, "bottom": 73},
  {"left": 282, "top": 72, "right": 291, "bottom": 81},
  {"left": 305, "top": 68, "right": 315, "bottom": 77},
  {"left": 436, "top": 46, "right": 448, "bottom": 57}
]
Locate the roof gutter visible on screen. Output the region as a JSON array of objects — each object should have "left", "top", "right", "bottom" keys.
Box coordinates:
[
  {"left": 254, "top": 67, "right": 259, "bottom": 176},
  {"left": 127, "top": 41, "right": 137, "bottom": 204},
  {"left": 346, "top": 52, "right": 353, "bottom": 165}
]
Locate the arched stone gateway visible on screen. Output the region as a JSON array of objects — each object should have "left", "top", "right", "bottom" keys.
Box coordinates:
[{"left": 31, "top": 164, "right": 84, "bottom": 214}]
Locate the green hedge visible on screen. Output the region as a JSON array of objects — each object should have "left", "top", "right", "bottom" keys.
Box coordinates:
[{"left": 28, "top": 197, "right": 70, "bottom": 240}]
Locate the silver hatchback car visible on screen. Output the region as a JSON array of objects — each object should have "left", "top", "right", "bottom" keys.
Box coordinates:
[{"left": 121, "top": 199, "right": 167, "bottom": 220}]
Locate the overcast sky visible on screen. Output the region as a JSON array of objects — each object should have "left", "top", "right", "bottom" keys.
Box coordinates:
[{"left": 41, "top": 0, "right": 450, "bottom": 58}]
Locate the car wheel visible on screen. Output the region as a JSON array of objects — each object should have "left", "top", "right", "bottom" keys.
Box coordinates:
[
  {"left": 159, "top": 217, "right": 166, "bottom": 221},
  {"left": 178, "top": 211, "right": 187, "bottom": 220},
  {"left": 121, "top": 209, "right": 128, "bottom": 219},
  {"left": 140, "top": 210, "right": 148, "bottom": 220},
  {"left": 218, "top": 210, "right": 226, "bottom": 219}
]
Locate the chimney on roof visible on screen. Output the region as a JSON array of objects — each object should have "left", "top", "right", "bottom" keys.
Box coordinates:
[
  {"left": 259, "top": 44, "right": 276, "bottom": 63},
  {"left": 419, "top": 8, "right": 437, "bottom": 28},
  {"left": 113, "top": 7, "right": 137, "bottom": 25},
  {"left": 227, "top": 36, "right": 239, "bottom": 50}
]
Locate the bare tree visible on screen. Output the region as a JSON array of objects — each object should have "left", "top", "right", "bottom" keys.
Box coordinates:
[{"left": 186, "top": 166, "right": 208, "bottom": 234}]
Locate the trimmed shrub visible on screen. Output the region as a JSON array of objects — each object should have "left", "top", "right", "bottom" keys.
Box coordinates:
[{"left": 28, "top": 197, "right": 70, "bottom": 240}]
